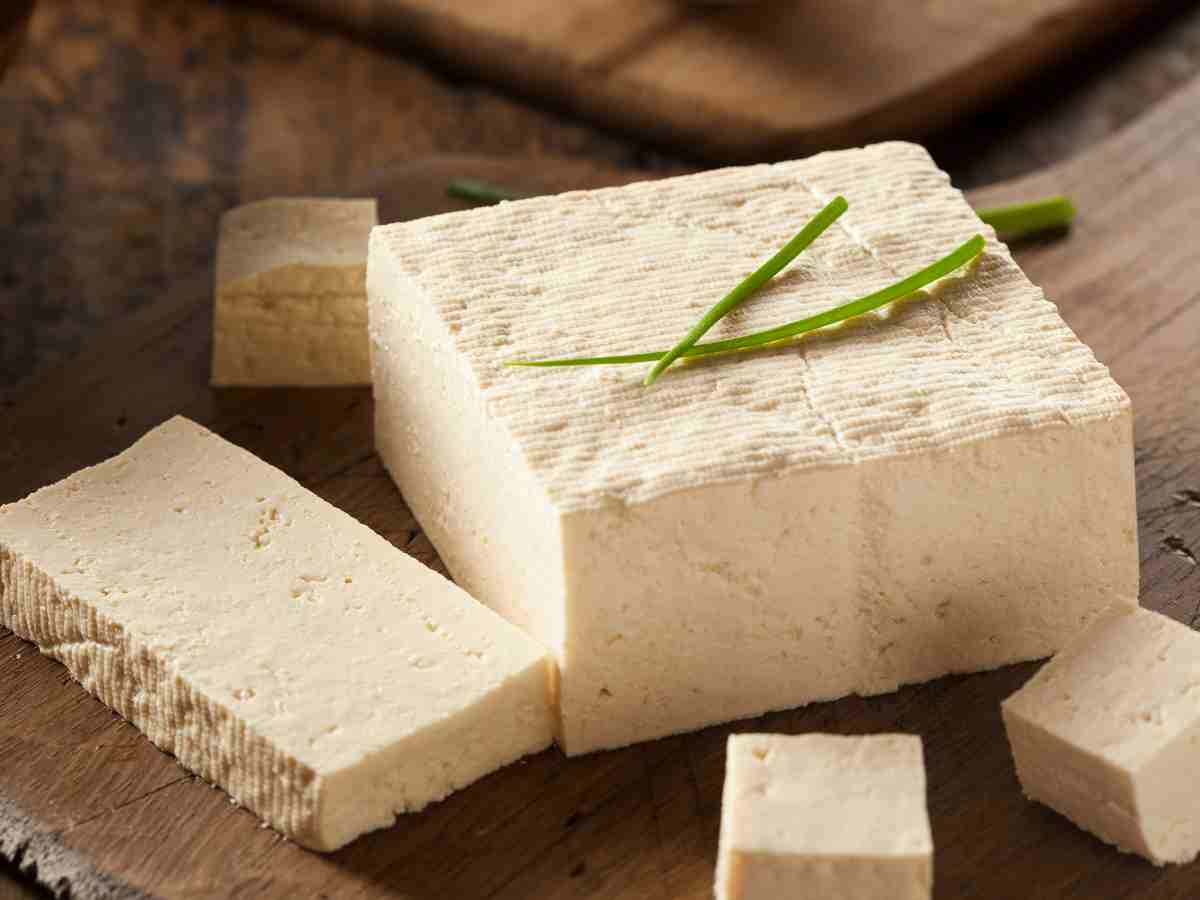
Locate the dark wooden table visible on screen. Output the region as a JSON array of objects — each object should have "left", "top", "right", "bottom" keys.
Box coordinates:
[{"left": 3, "top": 1, "right": 1200, "bottom": 896}]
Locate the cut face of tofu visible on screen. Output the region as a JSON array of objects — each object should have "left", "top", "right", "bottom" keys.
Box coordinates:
[
  {"left": 367, "top": 141, "right": 1138, "bottom": 755},
  {"left": 715, "top": 733, "right": 933, "bottom": 900},
  {"left": 211, "top": 198, "right": 378, "bottom": 386},
  {"left": 1003, "top": 604, "right": 1200, "bottom": 865},
  {"left": 0, "top": 417, "right": 554, "bottom": 851}
]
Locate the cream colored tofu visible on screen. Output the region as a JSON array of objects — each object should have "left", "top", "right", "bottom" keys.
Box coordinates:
[
  {"left": 0, "top": 417, "right": 553, "bottom": 851},
  {"left": 1003, "top": 604, "right": 1200, "bottom": 865},
  {"left": 715, "top": 733, "right": 933, "bottom": 900},
  {"left": 367, "top": 141, "right": 1138, "bottom": 755},
  {"left": 212, "top": 198, "right": 378, "bottom": 386}
]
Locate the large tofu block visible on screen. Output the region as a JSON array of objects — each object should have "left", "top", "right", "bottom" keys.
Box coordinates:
[
  {"left": 715, "top": 733, "right": 933, "bottom": 900},
  {"left": 212, "top": 198, "right": 377, "bottom": 386},
  {"left": 367, "top": 142, "right": 1138, "bottom": 755},
  {"left": 1003, "top": 605, "right": 1200, "bottom": 864},
  {"left": 0, "top": 417, "right": 553, "bottom": 851}
]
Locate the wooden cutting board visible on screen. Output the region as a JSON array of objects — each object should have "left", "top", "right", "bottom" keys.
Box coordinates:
[
  {"left": 262, "top": 0, "right": 1160, "bottom": 162},
  {"left": 1, "top": 79, "right": 1199, "bottom": 900}
]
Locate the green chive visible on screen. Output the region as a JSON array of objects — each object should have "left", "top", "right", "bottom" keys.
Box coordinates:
[
  {"left": 507, "top": 234, "right": 985, "bottom": 368},
  {"left": 446, "top": 178, "right": 529, "bottom": 204},
  {"left": 642, "top": 196, "right": 848, "bottom": 387},
  {"left": 976, "top": 196, "right": 1075, "bottom": 240}
]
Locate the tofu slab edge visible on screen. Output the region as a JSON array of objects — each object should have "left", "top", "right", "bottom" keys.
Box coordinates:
[{"left": 0, "top": 416, "right": 555, "bottom": 850}]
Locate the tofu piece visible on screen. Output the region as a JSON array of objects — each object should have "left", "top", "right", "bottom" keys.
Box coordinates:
[
  {"left": 0, "top": 417, "right": 553, "bottom": 851},
  {"left": 715, "top": 733, "right": 933, "bottom": 900},
  {"left": 212, "top": 198, "right": 378, "bottom": 386},
  {"left": 367, "top": 141, "right": 1138, "bottom": 755},
  {"left": 1002, "top": 604, "right": 1200, "bottom": 864}
]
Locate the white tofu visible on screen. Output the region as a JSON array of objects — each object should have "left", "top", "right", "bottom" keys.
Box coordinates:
[
  {"left": 212, "top": 198, "right": 377, "bottom": 386},
  {"left": 367, "top": 142, "right": 1138, "bottom": 755},
  {"left": 0, "top": 417, "right": 553, "bottom": 851},
  {"left": 1003, "top": 604, "right": 1200, "bottom": 865},
  {"left": 715, "top": 733, "right": 933, "bottom": 900}
]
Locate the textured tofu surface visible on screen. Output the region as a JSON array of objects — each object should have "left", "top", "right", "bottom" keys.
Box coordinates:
[
  {"left": 715, "top": 733, "right": 933, "bottom": 900},
  {"left": 0, "top": 417, "right": 553, "bottom": 851},
  {"left": 212, "top": 198, "right": 377, "bottom": 386},
  {"left": 1003, "top": 605, "right": 1200, "bottom": 864},
  {"left": 368, "top": 142, "right": 1139, "bottom": 754},
  {"left": 373, "top": 142, "right": 1124, "bottom": 511}
]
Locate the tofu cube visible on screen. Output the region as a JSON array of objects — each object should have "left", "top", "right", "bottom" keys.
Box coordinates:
[
  {"left": 212, "top": 197, "right": 378, "bottom": 386},
  {"left": 1003, "top": 604, "right": 1200, "bottom": 864},
  {"left": 367, "top": 142, "right": 1138, "bottom": 754},
  {"left": 0, "top": 417, "right": 553, "bottom": 850},
  {"left": 715, "top": 733, "right": 933, "bottom": 900}
]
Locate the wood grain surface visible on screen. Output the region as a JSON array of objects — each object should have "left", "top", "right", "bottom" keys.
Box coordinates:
[
  {"left": 4, "top": 1, "right": 1200, "bottom": 897},
  {"left": 2, "top": 68, "right": 1200, "bottom": 900},
  {"left": 259, "top": 0, "right": 1166, "bottom": 162}
]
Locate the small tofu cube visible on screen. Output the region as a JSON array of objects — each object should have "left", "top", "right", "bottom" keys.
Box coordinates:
[
  {"left": 1003, "top": 604, "right": 1200, "bottom": 864},
  {"left": 212, "top": 197, "right": 378, "bottom": 386},
  {"left": 715, "top": 733, "right": 933, "bottom": 900}
]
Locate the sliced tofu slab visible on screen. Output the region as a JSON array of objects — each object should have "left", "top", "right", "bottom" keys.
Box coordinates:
[
  {"left": 0, "top": 416, "right": 554, "bottom": 851},
  {"left": 715, "top": 733, "right": 933, "bottom": 900},
  {"left": 212, "top": 198, "right": 378, "bottom": 386},
  {"left": 1003, "top": 604, "right": 1200, "bottom": 865},
  {"left": 367, "top": 141, "right": 1138, "bottom": 754}
]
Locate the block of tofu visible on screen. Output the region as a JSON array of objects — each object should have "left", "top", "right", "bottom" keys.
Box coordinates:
[
  {"left": 0, "top": 417, "right": 553, "bottom": 851},
  {"left": 715, "top": 733, "right": 933, "bottom": 900},
  {"left": 1003, "top": 604, "right": 1200, "bottom": 864},
  {"left": 367, "top": 141, "right": 1138, "bottom": 755},
  {"left": 212, "top": 197, "right": 378, "bottom": 386}
]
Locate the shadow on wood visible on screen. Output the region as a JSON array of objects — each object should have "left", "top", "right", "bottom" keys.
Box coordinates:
[
  {"left": 0, "top": 0, "right": 34, "bottom": 79},
  {"left": 0, "top": 73, "right": 1198, "bottom": 900}
]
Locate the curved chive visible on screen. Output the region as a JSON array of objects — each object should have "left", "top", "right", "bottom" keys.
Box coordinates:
[
  {"left": 447, "top": 178, "right": 528, "bottom": 204},
  {"left": 507, "top": 234, "right": 985, "bottom": 369},
  {"left": 976, "top": 196, "right": 1074, "bottom": 240},
  {"left": 643, "top": 196, "right": 848, "bottom": 387}
]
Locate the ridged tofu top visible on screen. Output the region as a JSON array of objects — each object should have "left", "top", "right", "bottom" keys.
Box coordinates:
[{"left": 370, "top": 143, "right": 1128, "bottom": 511}]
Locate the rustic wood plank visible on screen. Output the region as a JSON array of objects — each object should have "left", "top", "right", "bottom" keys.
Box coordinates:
[
  {"left": 5, "top": 1, "right": 1200, "bottom": 897},
  {"left": 2, "top": 74, "right": 1200, "bottom": 898},
  {"left": 0, "top": 0, "right": 642, "bottom": 388},
  {"left": 258, "top": 0, "right": 1164, "bottom": 162},
  {"left": 933, "top": 1, "right": 1200, "bottom": 188}
]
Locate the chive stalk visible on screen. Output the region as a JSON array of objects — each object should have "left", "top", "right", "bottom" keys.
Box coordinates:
[
  {"left": 644, "top": 196, "right": 848, "bottom": 386},
  {"left": 976, "top": 196, "right": 1074, "bottom": 240},
  {"left": 446, "top": 178, "right": 528, "bottom": 204},
  {"left": 508, "top": 235, "right": 985, "bottom": 369}
]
